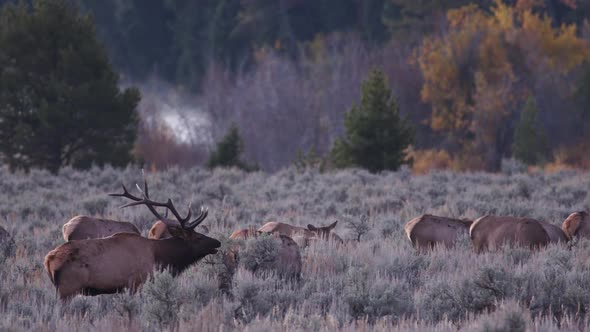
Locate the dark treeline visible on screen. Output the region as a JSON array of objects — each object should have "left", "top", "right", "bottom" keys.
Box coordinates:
[
  {"left": 2, "top": 0, "right": 590, "bottom": 173},
  {"left": 67, "top": 0, "right": 590, "bottom": 91},
  {"left": 76, "top": 0, "right": 392, "bottom": 90}
]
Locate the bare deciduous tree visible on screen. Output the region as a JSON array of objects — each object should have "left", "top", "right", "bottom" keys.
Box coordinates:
[{"left": 199, "top": 34, "right": 424, "bottom": 171}]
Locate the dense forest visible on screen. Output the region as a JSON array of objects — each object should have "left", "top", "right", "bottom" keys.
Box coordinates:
[
  {"left": 2, "top": 0, "right": 590, "bottom": 172},
  {"left": 70, "top": 0, "right": 589, "bottom": 91}
]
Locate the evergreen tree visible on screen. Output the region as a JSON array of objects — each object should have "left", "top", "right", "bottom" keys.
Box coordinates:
[
  {"left": 512, "top": 97, "right": 549, "bottom": 165},
  {"left": 119, "top": 0, "right": 176, "bottom": 81},
  {"left": 573, "top": 62, "right": 590, "bottom": 136},
  {"left": 207, "top": 124, "right": 253, "bottom": 170},
  {"left": 0, "top": 0, "right": 140, "bottom": 173},
  {"left": 330, "top": 69, "right": 414, "bottom": 172}
]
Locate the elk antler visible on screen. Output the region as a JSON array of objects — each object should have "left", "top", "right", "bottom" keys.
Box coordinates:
[
  {"left": 109, "top": 175, "right": 208, "bottom": 230},
  {"left": 108, "top": 183, "right": 165, "bottom": 221}
]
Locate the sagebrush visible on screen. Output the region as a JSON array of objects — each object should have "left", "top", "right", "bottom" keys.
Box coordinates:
[{"left": 0, "top": 165, "right": 589, "bottom": 331}]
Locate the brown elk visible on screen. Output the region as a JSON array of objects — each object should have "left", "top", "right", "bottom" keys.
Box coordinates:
[
  {"left": 561, "top": 211, "right": 590, "bottom": 240},
  {"left": 404, "top": 214, "right": 472, "bottom": 251},
  {"left": 537, "top": 220, "right": 568, "bottom": 243},
  {"left": 258, "top": 221, "right": 342, "bottom": 244},
  {"left": 229, "top": 227, "right": 260, "bottom": 240},
  {"left": 469, "top": 216, "right": 551, "bottom": 252},
  {"left": 44, "top": 180, "right": 220, "bottom": 300},
  {"left": 62, "top": 215, "right": 140, "bottom": 241}
]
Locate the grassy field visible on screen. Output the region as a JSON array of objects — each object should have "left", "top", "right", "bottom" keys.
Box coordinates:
[{"left": 1, "top": 165, "right": 590, "bottom": 331}]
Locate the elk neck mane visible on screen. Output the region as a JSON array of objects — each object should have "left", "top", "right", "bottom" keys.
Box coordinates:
[{"left": 151, "top": 237, "right": 207, "bottom": 275}]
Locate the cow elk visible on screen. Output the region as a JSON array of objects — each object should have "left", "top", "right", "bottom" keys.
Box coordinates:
[
  {"left": 537, "top": 220, "right": 568, "bottom": 243},
  {"left": 62, "top": 215, "right": 140, "bottom": 241},
  {"left": 258, "top": 221, "right": 343, "bottom": 245},
  {"left": 229, "top": 226, "right": 260, "bottom": 241},
  {"left": 404, "top": 214, "right": 472, "bottom": 251},
  {"left": 562, "top": 211, "right": 590, "bottom": 241},
  {"left": 469, "top": 216, "right": 551, "bottom": 252},
  {"left": 44, "top": 180, "right": 220, "bottom": 300}
]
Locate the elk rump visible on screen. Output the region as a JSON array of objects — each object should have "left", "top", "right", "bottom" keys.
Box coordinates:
[
  {"left": 469, "top": 216, "right": 551, "bottom": 252},
  {"left": 404, "top": 214, "right": 472, "bottom": 251}
]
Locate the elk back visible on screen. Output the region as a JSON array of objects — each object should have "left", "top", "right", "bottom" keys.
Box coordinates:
[{"left": 470, "top": 216, "right": 550, "bottom": 252}]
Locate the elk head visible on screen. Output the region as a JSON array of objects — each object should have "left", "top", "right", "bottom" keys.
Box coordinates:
[
  {"left": 307, "top": 220, "right": 342, "bottom": 243},
  {"left": 109, "top": 179, "right": 220, "bottom": 268},
  {"left": 562, "top": 211, "right": 590, "bottom": 241}
]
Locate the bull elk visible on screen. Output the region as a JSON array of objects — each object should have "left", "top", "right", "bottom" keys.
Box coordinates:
[
  {"left": 404, "top": 214, "right": 472, "bottom": 251},
  {"left": 258, "top": 221, "right": 343, "bottom": 244},
  {"left": 469, "top": 216, "right": 552, "bottom": 252},
  {"left": 44, "top": 180, "right": 220, "bottom": 300},
  {"left": 62, "top": 215, "right": 140, "bottom": 241}
]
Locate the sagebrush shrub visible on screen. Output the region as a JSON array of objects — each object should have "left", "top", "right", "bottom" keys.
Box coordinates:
[
  {"left": 141, "top": 270, "right": 182, "bottom": 329},
  {"left": 113, "top": 293, "right": 140, "bottom": 324},
  {"left": 416, "top": 275, "right": 497, "bottom": 322},
  {"left": 232, "top": 270, "right": 273, "bottom": 323},
  {"left": 1, "top": 167, "right": 590, "bottom": 330},
  {"left": 467, "top": 301, "right": 527, "bottom": 332},
  {"left": 239, "top": 235, "right": 280, "bottom": 275},
  {"left": 81, "top": 197, "right": 109, "bottom": 215},
  {"left": 344, "top": 274, "right": 413, "bottom": 322}
]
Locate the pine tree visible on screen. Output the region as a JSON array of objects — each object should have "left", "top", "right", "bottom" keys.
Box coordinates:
[
  {"left": 0, "top": 0, "right": 139, "bottom": 173},
  {"left": 207, "top": 124, "right": 254, "bottom": 170},
  {"left": 330, "top": 69, "right": 414, "bottom": 172},
  {"left": 512, "top": 97, "right": 549, "bottom": 165}
]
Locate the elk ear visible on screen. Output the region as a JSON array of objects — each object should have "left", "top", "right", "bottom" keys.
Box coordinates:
[
  {"left": 148, "top": 227, "right": 157, "bottom": 238},
  {"left": 307, "top": 224, "right": 317, "bottom": 231},
  {"left": 328, "top": 220, "right": 338, "bottom": 230}
]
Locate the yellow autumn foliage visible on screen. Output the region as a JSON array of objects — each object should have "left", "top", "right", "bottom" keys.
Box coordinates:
[
  {"left": 408, "top": 148, "right": 454, "bottom": 174},
  {"left": 415, "top": 0, "right": 590, "bottom": 169}
]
